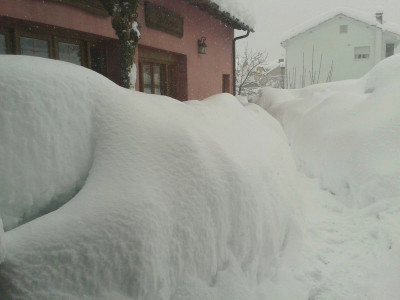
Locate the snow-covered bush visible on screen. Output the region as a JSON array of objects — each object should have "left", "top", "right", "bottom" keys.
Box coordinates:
[{"left": 0, "top": 56, "right": 302, "bottom": 299}]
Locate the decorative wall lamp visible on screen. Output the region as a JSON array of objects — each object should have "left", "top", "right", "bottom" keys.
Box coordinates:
[{"left": 198, "top": 37, "right": 207, "bottom": 54}]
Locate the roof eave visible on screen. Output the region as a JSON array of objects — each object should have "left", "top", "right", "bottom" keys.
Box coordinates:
[{"left": 184, "top": 0, "right": 254, "bottom": 32}]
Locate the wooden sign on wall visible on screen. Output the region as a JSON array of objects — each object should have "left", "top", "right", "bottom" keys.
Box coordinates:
[
  {"left": 144, "top": 2, "right": 183, "bottom": 38},
  {"left": 47, "top": 0, "right": 108, "bottom": 17}
]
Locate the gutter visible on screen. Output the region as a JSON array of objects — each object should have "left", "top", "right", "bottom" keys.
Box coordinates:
[{"left": 233, "top": 30, "right": 251, "bottom": 95}]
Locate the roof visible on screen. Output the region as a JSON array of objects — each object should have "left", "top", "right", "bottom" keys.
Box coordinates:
[
  {"left": 260, "top": 59, "right": 285, "bottom": 73},
  {"left": 54, "top": 0, "right": 254, "bottom": 32},
  {"left": 281, "top": 8, "right": 400, "bottom": 44},
  {"left": 184, "top": 0, "right": 254, "bottom": 32}
]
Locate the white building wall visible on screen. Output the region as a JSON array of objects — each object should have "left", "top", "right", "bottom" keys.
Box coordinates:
[{"left": 284, "top": 15, "right": 378, "bottom": 88}]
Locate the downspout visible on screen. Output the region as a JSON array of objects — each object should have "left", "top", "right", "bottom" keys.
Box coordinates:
[{"left": 233, "top": 30, "right": 251, "bottom": 95}]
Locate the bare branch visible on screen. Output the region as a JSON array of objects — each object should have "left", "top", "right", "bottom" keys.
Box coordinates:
[{"left": 235, "top": 45, "right": 269, "bottom": 96}]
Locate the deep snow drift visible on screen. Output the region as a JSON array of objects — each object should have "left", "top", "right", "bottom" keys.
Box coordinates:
[
  {"left": 1, "top": 54, "right": 399, "bottom": 300},
  {"left": 252, "top": 54, "right": 400, "bottom": 299},
  {"left": 0, "top": 56, "right": 302, "bottom": 299},
  {"left": 253, "top": 54, "right": 400, "bottom": 208}
]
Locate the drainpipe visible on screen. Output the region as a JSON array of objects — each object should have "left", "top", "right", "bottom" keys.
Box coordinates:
[{"left": 233, "top": 30, "right": 251, "bottom": 95}]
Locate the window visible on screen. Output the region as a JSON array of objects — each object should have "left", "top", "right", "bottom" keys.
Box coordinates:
[
  {"left": 167, "top": 65, "right": 177, "bottom": 98},
  {"left": 0, "top": 33, "right": 7, "bottom": 54},
  {"left": 19, "top": 36, "right": 50, "bottom": 58},
  {"left": 140, "top": 61, "right": 179, "bottom": 97},
  {"left": 354, "top": 46, "right": 370, "bottom": 60},
  {"left": 2, "top": 26, "right": 110, "bottom": 77},
  {"left": 58, "top": 42, "right": 82, "bottom": 65},
  {"left": 386, "top": 43, "right": 395, "bottom": 57},
  {"left": 141, "top": 62, "right": 165, "bottom": 95},
  {"left": 90, "top": 44, "right": 107, "bottom": 76},
  {"left": 139, "top": 47, "right": 180, "bottom": 98},
  {"left": 340, "top": 25, "right": 348, "bottom": 33}
]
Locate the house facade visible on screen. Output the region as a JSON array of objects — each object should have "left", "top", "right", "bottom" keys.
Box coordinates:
[
  {"left": 281, "top": 9, "right": 400, "bottom": 88},
  {"left": 0, "top": 0, "right": 252, "bottom": 100}
]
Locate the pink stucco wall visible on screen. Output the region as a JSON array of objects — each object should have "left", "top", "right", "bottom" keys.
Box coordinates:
[
  {"left": 136, "top": 0, "right": 234, "bottom": 99},
  {"left": 0, "top": 0, "right": 116, "bottom": 38},
  {"left": 0, "top": 0, "right": 234, "bottom": 100}
]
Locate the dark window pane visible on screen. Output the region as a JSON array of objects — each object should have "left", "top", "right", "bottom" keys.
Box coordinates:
[
  {"left": 143, "top": 64, "right": 152, "bottom": 94},
  {"left": 168, "top": 65, "right": 177, "bottom": 98},
  {"left": 386, "top": 43, "right": 394, "bottom": 57},
  {"left": 90, "top": 45, "right": 106, "bottom": 75},
  {"left": 20, "top": 37, "right": 49, "bottom": 58},
  {"left": 0, "top": 34, "right": 6, "bottom": 54},
  {"left": 340, "top": 25, "right": 348, "bottom": 33},
  {"left": 58, "top": 42, "right": 82, "bottom": 65}
]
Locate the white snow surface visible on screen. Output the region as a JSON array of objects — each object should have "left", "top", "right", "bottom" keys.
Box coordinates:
[
  {"left": 1, "top": 54, "right": 400, "bottom": 300},
  {"left": 281, "top": 7, "right": 400, "bottom": 43},
  {"left": 0, "top": 56, "right": 301, "bottom": 299},
  {"left": 129, "top": 63, "right": 137, "bottom": 90},
  {"left": 252, "top": 53, "right": 400, "bottom": 208},
  {"left": 0, "top": 58, "right": 95, "bottom": 230},
  {"left": 250, "top": 54, "right": 400, "bottom": 299},
  {"left": 132, "top": 21, "right": 140, "bottom": 39}
]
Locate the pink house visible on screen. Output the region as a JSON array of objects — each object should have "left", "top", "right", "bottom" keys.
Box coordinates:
[{"left": 0, "top": 0, "right": 252, "bottom": 100}]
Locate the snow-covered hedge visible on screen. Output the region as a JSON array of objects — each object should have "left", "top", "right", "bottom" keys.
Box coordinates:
[
  {"left": 0, "top": 56, "right": 301, "bottom": 299},
  {"left": 252, "top": 54, "right": 400, "bottom": 208}
]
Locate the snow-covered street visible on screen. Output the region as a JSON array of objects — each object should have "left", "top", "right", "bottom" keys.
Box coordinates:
[{"left": 0, "top": 54, "right": 399, "bottom": 299}]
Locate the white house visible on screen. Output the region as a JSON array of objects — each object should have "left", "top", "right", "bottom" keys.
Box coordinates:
[{"left": 280, "top": 8, "right": 400, "bottom": 88}]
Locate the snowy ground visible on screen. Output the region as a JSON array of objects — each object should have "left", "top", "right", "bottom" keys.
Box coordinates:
[{"left": 0, "top": 54, "right": 399, "bottom": 299}]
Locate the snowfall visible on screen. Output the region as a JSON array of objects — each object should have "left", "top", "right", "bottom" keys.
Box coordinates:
[{"left": 0, "top": 54, "right": 399, "bottom": 300}]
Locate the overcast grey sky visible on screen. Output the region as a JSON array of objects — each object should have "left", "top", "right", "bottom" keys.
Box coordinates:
[{"left": 236, "top": 0, "right": 400, "bottom": 61}]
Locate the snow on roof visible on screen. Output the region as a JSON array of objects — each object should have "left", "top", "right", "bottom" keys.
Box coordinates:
[
  {"left": 384, "top": 22, "right": 400, "bottom": 36},
  {"left": 185, "top": 0, "right": 255, "bottom": 31},
  {"left": 211, "top": 0, "right": 255, "bottom": 29},
  {"left": 261, "top": 59, "right": 285, "bottom": 72},
  {"left": 281, "top": 7, "right": 400, "bottom": 44}
]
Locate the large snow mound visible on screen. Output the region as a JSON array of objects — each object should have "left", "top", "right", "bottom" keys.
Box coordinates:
[
  {"left": 0, "top": 56, "right": 301, "bottom": 299},
  {"left": 250, "top": 54, "right": 400, "bottom": 300},
  {"left": 0, "top": 57, "right": 97, "bottom": 230},
  {"left": 252, "top": 53, "right": 400, "bottom": 208}
]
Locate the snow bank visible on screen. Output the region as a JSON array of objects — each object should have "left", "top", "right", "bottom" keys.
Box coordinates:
[
  {"left": 252, "top": 54, "right": 400, "bottom": 300},
  {"left": 0, "top": 56, "right": 301, "bottom": 299},
  {"left": 252, "top": 54, "right": 400, "bottom": 208},
  {"left": 0, "top": 57, "right": 97, "bottom": 230}
]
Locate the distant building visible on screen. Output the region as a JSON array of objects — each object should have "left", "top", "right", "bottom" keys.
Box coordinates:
[
  {"left": 0, "top": 0, "right": 253, "bottom": 100},
  {"left": 256, "top": 59, "right": 285, "bottom": 88},
  {"left": 240, "top": 59, "right": 285, "bottom": 96},
  {"left": 281, "top": 8, "right": 400, "bottom": 88}
]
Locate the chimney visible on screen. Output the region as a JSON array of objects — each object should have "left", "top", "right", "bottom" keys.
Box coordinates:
[{"left": 376, "top": 11, "right": 383, "bottom": 24}]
